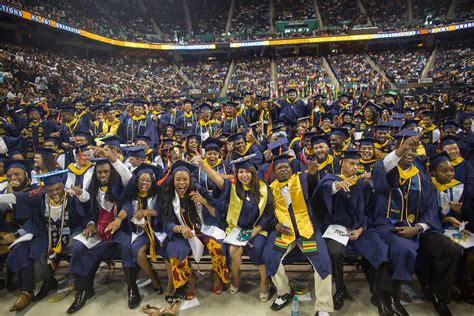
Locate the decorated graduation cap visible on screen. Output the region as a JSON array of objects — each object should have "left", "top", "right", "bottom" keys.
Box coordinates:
[
  {"left": 35, "top": 147, "right": 56, "bottom": 157},
  {"left": 34, "top": 169, "right": 68, "bottom": 186},
  {"left": 203, "top": 138, "right": 224, "bottom": 152},
  {"left": 231, "top": 154, "right": 257, "bottom": 170},
  {"left": 428, "top": 151, "right": 451, "bottom": 171},
  {"left": 267, "top": 137, "right": 288, "bottom": 155},
  {"left": 340, "top": 150, "right": 361, "bottom": 160},
  {"left": 440, "top": 135, "right": 461, "bottom": 147},
  {"left": 3, "top": 159, "right": 33, "bottom": 173},
  {"left": 229, "top": 132, "right": 246, "bottom": 142},
  {"left": 126, "top": 146, "right": 147, "bottom": 158},
  {"left": 310, "top": 134, "right": 328, "bottom": 146},
  {"left": 330, "top": 127, "right": 349, "bottom": 139}
]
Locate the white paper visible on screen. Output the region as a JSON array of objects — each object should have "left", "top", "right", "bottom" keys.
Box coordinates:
[
  {"left": 444, "top": 229, "right": 474, "bottom": 249},
  {"left": 9, "top": 233, "right": 33, "bottom": 248},
  {"left": 223, "top": 227, "right": 248, "bottom": 246},
  {"left": 131, "top": 216, "right": 145, "bottom": 226},
  {"left": 201, "top": 224, "right": 226, "bottom": 240},
  {"left": 188, "top": 235, "right": 204, "bottom": 263},
  {"left": 180, "top": 297, "right": 200, "bottom": 311},
  {"left": 73, "top": 234, "right": 103, "bottom": 249},
  {"left": 322, "top": 225, "right": 350, "bottom": 246},
  {"left": 296, "top": 292, "right": 312, "bottom": 302},
  {"left": 154, "top": 231, "right": 167, "bottom": 243}
]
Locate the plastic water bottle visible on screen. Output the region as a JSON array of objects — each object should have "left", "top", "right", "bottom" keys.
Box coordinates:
[{"left": 291, "top": 295, "right": 299, "bottom": 316}]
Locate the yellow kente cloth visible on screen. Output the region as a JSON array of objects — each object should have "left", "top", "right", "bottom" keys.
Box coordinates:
[
  {"left": 431, "top": 177, "right": 461, "bottom": 192},
  {"left": 270, "top": 173, "right": 313, "bottom": 246},
  {"left": 226, "top": 180, "right": 268, "bottom": 235}
]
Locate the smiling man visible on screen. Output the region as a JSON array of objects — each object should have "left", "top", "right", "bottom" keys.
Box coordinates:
[{"left": 372, "top": 130, "right": 460, "bottom": 316}]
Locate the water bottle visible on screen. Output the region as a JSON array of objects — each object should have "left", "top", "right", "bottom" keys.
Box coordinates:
[{"left": 291, "top": 295, "right": 299, "bottom": 316}]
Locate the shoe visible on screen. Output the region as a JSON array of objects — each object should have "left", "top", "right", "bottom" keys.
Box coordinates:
[
  {"left": 127, "top": 285, "right": 142, "bottom": 309},
  {"left": 370, "top": 295, "right": 392, "bottom": 316},
  {"left": 10, "top": 291, "right": 33, "bottom": 312},
  {"left": 333, "top": 290, "right": 350, "bottom": 310},
  {"left": 66, "top": 290, "right": 95, "bottom": 314},
  {"left": 229, "top": 283, "right": 240, "bottom": 295},
  {"left": 387, "top": 295, "right": 409, "bottom": 316},
  {"left": 32, "top": 277, "right": 58, "bottom": 302},
  {"left": 270, "top": 288, "right": 294, "bottom": 311},
  {"left": 430, "top": 293, "right": 452, "bottom": 316}
]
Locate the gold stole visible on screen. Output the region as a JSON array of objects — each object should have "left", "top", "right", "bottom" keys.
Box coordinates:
[
  {"left": 226, "top": 181, "right": 268, "bottom": 235},
  {"left": 68, "top": 162, "right": 93, "bottom": 175},
  {"left": 270, "top": 174, "right": 314, "bottom": 246},
  {"left": 431, "top": 177, "right": 461, "bottom": 192},
  {"left": 451, "top": 156, "right": 464, "bottom": 167}
]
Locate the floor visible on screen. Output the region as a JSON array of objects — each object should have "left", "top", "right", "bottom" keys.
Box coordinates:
[{"left": 1, "top": 263, "right": 473, "bottom": 316}]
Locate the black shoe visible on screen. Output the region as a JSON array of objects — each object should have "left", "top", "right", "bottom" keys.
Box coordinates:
[
  {"left": 66, "top": 290, "right": 95, "bottom": 314},
  {"left": 333, "top": 290, "right": 350, "bottom": 310},
  {"left": 430, "top": 293, "right": 452, "bottom": 316},
  {"left": 386, "top": 295, "right": 408, "bottom": 316},
  {"left": 371, "top": 295, "right": 393, "bottom": 316},
  {"left": 153, "top": 284, "right": 164, "bottom": 295},
  {"left": 270, "top": 288, "right": 294, "bottom": 311},
  {"left": 127, "top": 285, "right": 142, "bottom": 309},
  {"left": 32, "top": 278, "right": 58, "bottom": 302}
]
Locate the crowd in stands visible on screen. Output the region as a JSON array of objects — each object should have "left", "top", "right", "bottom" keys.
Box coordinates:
[
  {"left": 274, "top": 0, "right": 315, "bottom": 21},
  {"left": 0, "top": 43, "right": 185, "bottom": 100},
  {"left": 230, "top": 0, "right": 271, "bottom": 40},
  {"left": 178, "top": 61, "right": 229, "bottom": 95},
  {"left": 328, "top": 53, "right": 382, "bottom": 93},
  {"left": 369, "top": 49, "right": 429, "bottom": 85},
  {"left": 429, "top": 42, "right": 473, "bottom": 87},
  {"left": 317, "top": 0, "right": 368, "bottom": 34},
  {"left": 276, "top": 56, "right": 333, "bottom": 97},
  {"left": 227, "top": 58, "right": 272, "bottom": 95},
  {"left": 362, "top": 0, "right": 408, "bottom": 31},
  {"left": 189, "top": 0, "right": 229, "bottom": 39},
  {"left": 3, "top": 0, "right": 473, "bottom": 43}
]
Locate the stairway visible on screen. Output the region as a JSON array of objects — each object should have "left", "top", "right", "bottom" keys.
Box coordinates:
[
  {"left": 364, "top": 54, "right": 397, "bottom": 90},
  {"left": 420, "top": 47, "right": 439, "bottom": 80},
  {"left": 271, "top": 58, "right": 277, "bottom": 97},
  {"left": 182, "top": 0, "right": 193, "bottom": 36},
  {"left": 447, "top": 0, "right": 457, "bottom": 19},
  {"left": 321, "top": 57, "right": 340, "bottom": 91},
  {"left": 357, "top": 0, "right": 373, "bottom": 27},
  {"left": 225, "top": 0, "right": 235, "bottom": 34},
  {"left": 137, "top": 0, "right": 161, "bottom": 36},
  {"left": 314, "top": 0, "right": 324, "bottom": 29},
  {"left": 174, "top": 65, "right": 195, "bottom": 88},
  {"left": 408, "top": 0, "right": 413, "bottom": 26},
  {"left": 219, "top": 60, "right": 235, "bottom": 97}
]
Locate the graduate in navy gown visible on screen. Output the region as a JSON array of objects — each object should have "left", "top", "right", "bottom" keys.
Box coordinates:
[
  {"left": 228, "top": 132, "right": 263, "bottom": 168},
  {"left": 428, "top": 152, "right": 474, "bottom": 304},
  {"left": 197, "top": 155, "right": 273, "bottom": 302},
  {"left": 310, "top": 135, "right": 340, "bottom": 181},
  {"left": 277, "top": 88, "right": 310, "bottom": 126},
  {"left": 160, "top": 160, "right": 230, "bottom": 300},
  {"left": 221, "top": 101, "right": 247, "bottom": 134},
  {"left": 3, "top": 169, "right": 90, "bottom": 312},
  {"left": 262, "top": 155, "right": 333, "bottom": 316},
  {"left": 317, "top": 150, "right": 400, "bottom": 315},
  {"left": 67, "top": 146, "right": 137, "bottom": 313},
  {"left": 120, "top": 163, "right": 169, "bottom": 299},
  {"left": 372, "top": 130, "right": 460, "bottom": 316}
]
